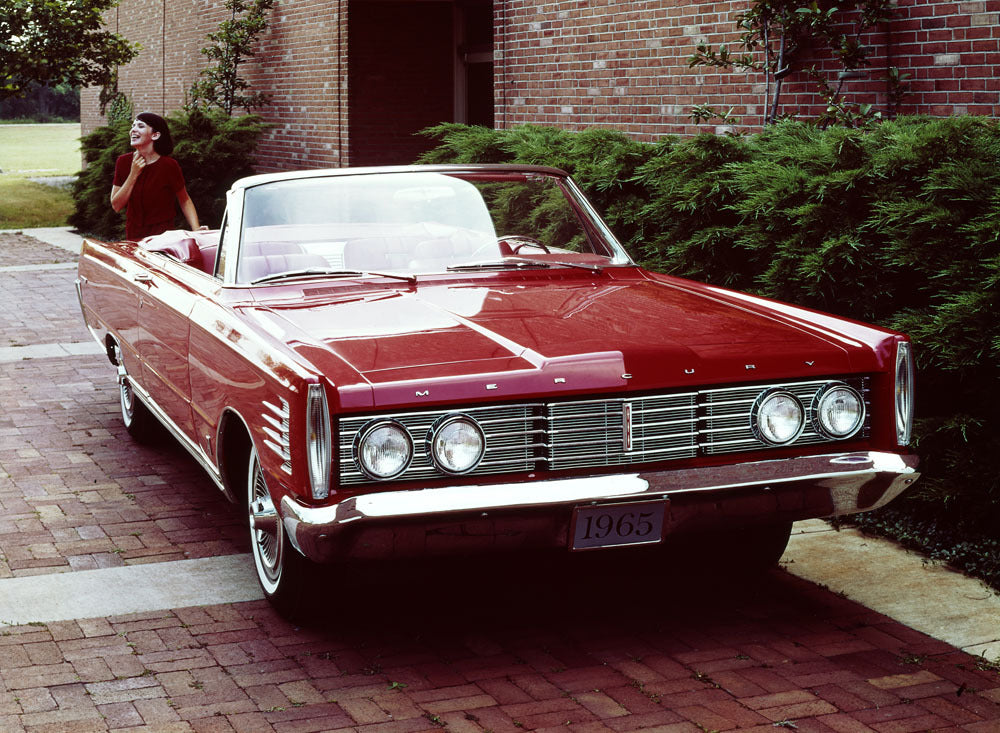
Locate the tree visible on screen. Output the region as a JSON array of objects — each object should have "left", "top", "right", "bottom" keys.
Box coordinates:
[
  {"left": 689, "top": 0, "right": 902, "bottom": 127},
  {"left": 189, "top": 0, "right": 276, "bottom": 114},
  {"left": 0, "top": 0, "right": 138, "bottom": 100}
]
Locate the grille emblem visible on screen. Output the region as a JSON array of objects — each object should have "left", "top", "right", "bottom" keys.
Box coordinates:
[{"left": 622, "top": 402, "right": 633, "bottom": 452}]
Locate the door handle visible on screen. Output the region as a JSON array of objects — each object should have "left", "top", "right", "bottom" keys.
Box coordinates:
[{"left": 133, "top": 273, "right": 153, "bottom": 283}]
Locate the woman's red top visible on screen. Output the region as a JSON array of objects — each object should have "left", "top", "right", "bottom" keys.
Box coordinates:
[{"left": 113, "top": 154, "right": 186, "bottom": 241}]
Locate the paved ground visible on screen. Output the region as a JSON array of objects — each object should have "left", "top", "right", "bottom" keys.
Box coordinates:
[{"left": 1, "top": 228, "right": 999, "bottom": 732}]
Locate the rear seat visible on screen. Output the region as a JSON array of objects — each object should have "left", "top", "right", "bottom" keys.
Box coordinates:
[
  {"left": 239, "top": 253, "right": 330, "bottom": 283},
  {"left": 242, "top": 241, "right": 305, "bottom": 256},
  {"left": 141, "top": 230, "right": 221, "bottom": 275},
  {"left": 342, "top": 236, "right": 415, "bottom": 271},
  {"left": 408, "top": 231, "right": 496, "bottom": 270}
]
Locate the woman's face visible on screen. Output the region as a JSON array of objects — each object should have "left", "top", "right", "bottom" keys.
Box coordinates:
[{"left": 130, "top": 119, "right": 159, "bottom": 149}]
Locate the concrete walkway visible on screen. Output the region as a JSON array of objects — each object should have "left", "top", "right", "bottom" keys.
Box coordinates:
[
  {"left": 786, "top": 520, "right": 1000, "bottom": 663},
  {"left": 0, "top": 225, "right": 85, "bottom": 254}
]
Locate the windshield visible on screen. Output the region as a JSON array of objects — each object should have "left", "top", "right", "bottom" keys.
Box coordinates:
[{"left": 234, "top": 170, "right": 631, "bottom": 284}]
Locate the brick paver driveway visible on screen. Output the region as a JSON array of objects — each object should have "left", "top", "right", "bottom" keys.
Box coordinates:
[{"left": 2, "top": 232, "right": 999, "bottom": 732}]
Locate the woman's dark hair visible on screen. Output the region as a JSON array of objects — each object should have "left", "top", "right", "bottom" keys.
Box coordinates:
[{"left": 136, "top": 112, "right": 174, "bottom": 156}]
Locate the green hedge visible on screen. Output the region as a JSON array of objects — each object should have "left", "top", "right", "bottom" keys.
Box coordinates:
[
  {"left": 420, "top": 119, "right": 1000, "bottom": 584},
  {"left": 70, "top": 106, "right": 268, "bottom": 240}
]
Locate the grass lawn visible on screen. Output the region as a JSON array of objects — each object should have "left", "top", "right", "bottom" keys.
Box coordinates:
[
  {"left": 0, "top": 178, "right": 76, "bottom": 229},
  {"left": 0, "top": 122, "right": 81, "bottom": 176},
  {"left": 0, "top": 123, "right": 81, "bottom": 228}
]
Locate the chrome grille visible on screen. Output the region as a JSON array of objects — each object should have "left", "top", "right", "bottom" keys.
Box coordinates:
[
  {"left": 547, "top": 393, "right": 698, "bottom": 469},
  {"left": 338, "top": 377, "right": 871, "bottom": 485},
  {"left": 700, "top": 377, "right": 870, "bottom": 455}
]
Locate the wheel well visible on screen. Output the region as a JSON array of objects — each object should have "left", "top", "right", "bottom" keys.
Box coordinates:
[
  {"left": 104, "top": 335, "right": 119, "bottom": 365},
  {"left": 218, "top": 411, "right": 253, "bottom": 505}
]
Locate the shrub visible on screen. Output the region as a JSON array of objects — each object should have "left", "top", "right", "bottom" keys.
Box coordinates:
[
  {"left": 421, "top": 119, "right": 1000, "bottom": 583},
  {"left": 70, "top": 106, "right": 267, "bottom": 239}
]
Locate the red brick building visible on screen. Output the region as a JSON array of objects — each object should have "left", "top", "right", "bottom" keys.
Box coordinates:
[{"left": 81, "top": 0, "right": 1000, "bottom": 173}]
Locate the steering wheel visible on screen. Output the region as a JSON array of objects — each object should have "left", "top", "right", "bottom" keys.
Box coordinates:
[{"left": 497, "top": 235, "right": 551, "bottom": 254}]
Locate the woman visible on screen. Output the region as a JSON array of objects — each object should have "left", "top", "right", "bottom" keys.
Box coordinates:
[{"left": 110, "top": 112, "right": 203, "bottom": 240}]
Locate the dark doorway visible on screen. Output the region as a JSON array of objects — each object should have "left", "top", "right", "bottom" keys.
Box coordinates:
[
  {"left": 458, "top": 0, "right": 494, "bottom": 128},
  {"left": 348, "top": 0, "right": 494, "bottom": 167}
]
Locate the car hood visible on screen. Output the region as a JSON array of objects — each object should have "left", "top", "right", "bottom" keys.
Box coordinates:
[{"left": 246, "top": 274, "right": 873, "bottom": 409}]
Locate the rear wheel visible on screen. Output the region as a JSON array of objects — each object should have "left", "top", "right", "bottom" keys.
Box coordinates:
[
  {"left": 247, "top": 445, "right": 312, "bottom": 617},
  {"left": 118, "top": 361, "right": 157, "bottom": 442}
]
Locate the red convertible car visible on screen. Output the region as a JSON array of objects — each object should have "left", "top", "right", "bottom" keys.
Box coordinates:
[{"left": 77, "top": 164, "right": 919, "bottom": 615}]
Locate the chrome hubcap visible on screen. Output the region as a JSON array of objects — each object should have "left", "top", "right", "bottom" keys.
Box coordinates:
[
  {"left": 249, "top": 453, "right": 281, "bottom": 585},
  {"left": 120, "top": 377, "right": 134, "bottom": 422}
]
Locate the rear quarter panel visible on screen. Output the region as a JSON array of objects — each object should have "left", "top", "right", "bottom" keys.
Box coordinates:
[{"left": 78, "top": 238, "right": 143, "bottom": 381}]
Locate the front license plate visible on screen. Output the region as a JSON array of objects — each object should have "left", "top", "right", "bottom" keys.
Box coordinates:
[{"left": 571, "top": 501, "right": 666, "bottom": 550}]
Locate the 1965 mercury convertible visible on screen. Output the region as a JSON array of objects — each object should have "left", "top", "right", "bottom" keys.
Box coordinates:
[{"left": 77, "top": 164, "right": 919, "bottom": 615}]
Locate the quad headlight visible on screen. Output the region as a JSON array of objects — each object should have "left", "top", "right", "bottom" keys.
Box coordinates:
[
  {"left": 355, "top": 419, "right": 413, "bottom": 479},
  {"left": 812, "top": 382, "right": 865, "bottom": 439},
  {"left": 752, "top": 389, "right": 805, "bottom": 445},
  {"left": 428, "top": 415, "right": 485, "bottom": 475}
]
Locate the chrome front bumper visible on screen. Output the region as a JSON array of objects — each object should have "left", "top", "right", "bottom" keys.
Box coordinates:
[{"left": 281, "top": 451, "right": 919, "bottom": 562}]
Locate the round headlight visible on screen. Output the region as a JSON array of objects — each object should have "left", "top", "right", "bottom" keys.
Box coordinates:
[
  {"left": 752, "top": 390, "right": 805, "bottom": 445},
  {"left": 355, "top": 420, "right": 413, "bottom": 479},
  {"left": 813, "top": 383, "right": 865, "bottom": 439},
  {"left": 429, "top": 415, "right": 485, "bottom": 475}
]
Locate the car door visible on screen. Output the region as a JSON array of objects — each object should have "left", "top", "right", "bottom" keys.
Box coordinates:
[{"left": 132, "top": 248, "right": 209, "bottom": 440}]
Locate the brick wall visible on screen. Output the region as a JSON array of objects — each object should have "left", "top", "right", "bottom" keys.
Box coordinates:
[
  {"left": 80, "top": 0, "right": 1000, "bottom": 176},
  {"left": 494, "top": 0, "right": 1000, "bottom": 137},
  {"left": 81, "top": 0, "right": 348, "bottom": 172}
]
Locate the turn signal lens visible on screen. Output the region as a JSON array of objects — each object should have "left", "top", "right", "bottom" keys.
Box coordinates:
[
  {"left": 306, "top": 384, "right": 332, "bottom": 500},
  {"left": 814, "top": 383, "right": 865, "bottom": 439},
  {"left": 895, "top": 341, "right": 915, "bottom": 446},
  {"left": 429, "top": 415, "right": 485, "bottom": 475},
  {"left": 356, "top": 420, "right": 413, "bottom": 479},
  {"left": 753, "top": 390, "right": 805, "bottom": 445}
]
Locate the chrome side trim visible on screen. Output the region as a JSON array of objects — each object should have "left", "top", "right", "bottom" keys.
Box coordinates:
[
  {"left": 262, "top": 398, "right": 292, "bottom": 474},
  {"left": 126, "top": 378, "right": 225, "bottom": 493}
]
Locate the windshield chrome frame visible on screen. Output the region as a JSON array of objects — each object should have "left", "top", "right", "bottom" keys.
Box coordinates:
[
  {"left": 561, "top": 176, "right": 634, "bottom": 266},
  {"left": 222, "top": 167, "right": 635, "bottom": 285},
  {"left": 220, "top": 187, "right": 245, "bottom": 286}
]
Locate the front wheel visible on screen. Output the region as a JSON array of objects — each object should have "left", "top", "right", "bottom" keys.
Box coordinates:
[
  {"left": 247, "top": 445, "right": 312, "bottom": 617},
  {"left": 661, "top": 521, "right": 793, "bottom": 580}
]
